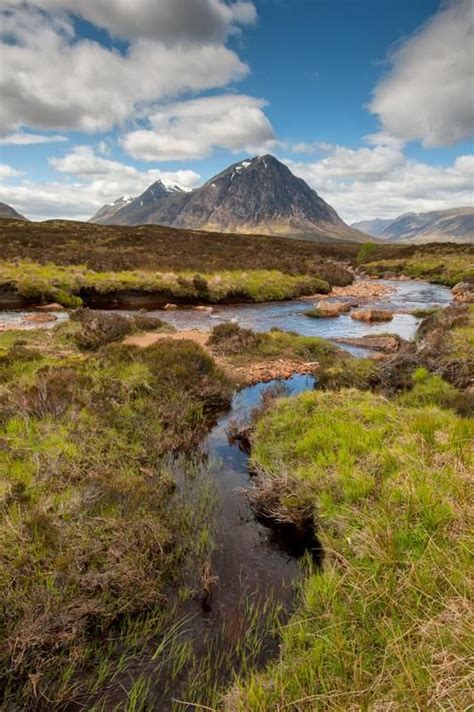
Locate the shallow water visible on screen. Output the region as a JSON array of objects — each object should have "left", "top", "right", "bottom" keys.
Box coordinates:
[
  {"left": 140, "top": 279, "right": 453, "bottom": 344},
  {"left": 202, "top": 374, "right": 320, "bottom": 617},
  {"left": 107, "top": 374, "right": 319, "bottom": 710},
  {"left": 2, "top": 279, "right": 453, "bottom": 707}
]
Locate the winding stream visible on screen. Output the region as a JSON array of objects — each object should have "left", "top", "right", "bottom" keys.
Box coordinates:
[
  {"left": 143, "top": 279, "right": 453, "bottom": 346},
  {"left": 0, "top": 279, "right": 454, "bottom": 707}
]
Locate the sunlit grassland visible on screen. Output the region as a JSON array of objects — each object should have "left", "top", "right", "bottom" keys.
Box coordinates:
[
  {"left": 364, "top": 248, "right": 474, "bottom": 286},
  {"left": 230, "top": 389, "right": 473, "bottom": 710},
  {"left": 208, "top": 323, "right": 379, "bottom": 389},
  {"left": 0, "top": 329, "right": 232, "bottom": 708},
  {"left": 0, "top": 260, "right": 330, "bottom": 307}
]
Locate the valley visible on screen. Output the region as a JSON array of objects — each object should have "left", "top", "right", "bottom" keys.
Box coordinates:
[{"left": 0, "top": 217, "right": 472, "bottom": 710}]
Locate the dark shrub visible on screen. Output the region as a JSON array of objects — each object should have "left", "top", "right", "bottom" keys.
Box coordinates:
[
  {"left": 71, "top": 309, "right": 165, "bottom": 350},
  {"left": 208, "top": 322, "right": 263, "bottom": 354},
  {"left": 131, "top": 314, "right": 164, "bottom": 332},
  {"left": 192, "top": 274, "right": 210, "bottom": 297},
  {"left": 71, "top": 309, "right": 134, "bottom": 350}
]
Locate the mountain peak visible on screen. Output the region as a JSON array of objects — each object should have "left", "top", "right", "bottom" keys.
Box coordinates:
[
  {"left": 0, "top": 201, "right": 29, "bottom": 221},
  {"left": 89, "top": 155, "right": 367, "bottom": 242}
]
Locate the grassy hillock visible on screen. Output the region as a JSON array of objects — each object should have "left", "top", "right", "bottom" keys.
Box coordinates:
[
  {"left": 0, "top": 323, "right": 232, "bottom": 708},
  {"left": 0, "top": 261, "right": 331, "bottom": 308},
  {"left": 0, "top": 218, "right": 355, "bottom": 281},
  {"left": 231, "top": 388, "right": 473, "bottom": 710},
  {"left": 363, "top": 245, "right": 474, "bottom": 285}
]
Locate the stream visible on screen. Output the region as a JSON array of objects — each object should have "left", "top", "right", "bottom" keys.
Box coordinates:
[
  {"left": 1, "top": 279, "right": 453, "bottom": 708},
  {"left": 122, "top": 279, "right": 453, "bottom": 708}
]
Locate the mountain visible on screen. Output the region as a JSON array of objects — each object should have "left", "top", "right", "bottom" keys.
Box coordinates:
[
  {"left": 106, "top": 179, "right": 192, "bottom": 227},
  {"left": 352, "top": 208, "right": 474, "bottom": 244},
  {"left": 92, "top": 155, "right": 367, "bottom": 243},
  {"left": 89, "top": 195, "right": 134, "bottom": 223},
  {"left": 351, "top": 218, "right": 393, "bottom": 238},
  {"left": 0, "top": 202, "right": 28, "bottom": 221}
]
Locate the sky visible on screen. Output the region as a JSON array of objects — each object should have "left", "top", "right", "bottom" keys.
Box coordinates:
[{"left": 0, "top": 0, "right": 473, "bottom": 222}]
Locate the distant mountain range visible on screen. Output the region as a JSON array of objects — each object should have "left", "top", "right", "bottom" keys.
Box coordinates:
[
  {"left": 352, "top": 208, "right": 474, "bottom": 244},
  {"left": 0, "top": 202, "right": 28, "bottom": 221},
  {"left": 89, "top": 154, "right": 367, "bottom": 243}
]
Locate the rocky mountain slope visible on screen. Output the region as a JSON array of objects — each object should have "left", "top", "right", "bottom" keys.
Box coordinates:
[
  {"left": 352, "top": 208, "right": 474, "bottom": 244},
  {"left": 0, "top": 202, "right": 28, "bottom": 221},
  {"left": 89, "top": 196, "right": 134, "bottom": 223},
  {"left": 92, "top": 155, "right": 367, "bottom": 243}
]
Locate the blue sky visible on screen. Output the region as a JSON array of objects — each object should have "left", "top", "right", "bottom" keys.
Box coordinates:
[{"left": 0, "top": 0, "right": 472, "bottom": 221}]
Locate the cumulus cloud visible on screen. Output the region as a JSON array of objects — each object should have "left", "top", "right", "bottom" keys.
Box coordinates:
[
  {"left": 0, "top": 146, "right": 201, "bottom": 220},
  {"left": 0, "top": 4, "right": 250, "bottom": 133},
  {"left": 296, "top": 144, "right": 406, "bottom": 180},
  {"left": 121, "top": 95, "right": 276, "bottom": 161},
  {"left": 4, "top": 0, "right": 257, "bottom": 42},
  {"left": 285, "top": 145, "right": 474, "bottom": 222},
  {"left": 0, "top": 163, "right": 22, "bottom": 178},
  {"left": 370, "top": 0, "right": 474, "bottom": 147}
]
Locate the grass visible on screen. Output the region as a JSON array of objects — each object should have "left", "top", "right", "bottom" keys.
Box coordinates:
[
  {"left": 363, "top": 246, "right": 474, "bottom": 286},
  {"left": 231, "top": 389, "right": 473, "bottom": 710},
  {"left": 208, "top": 323, "right": 379, "bottom": 388},
  {"left": 0, "top": 218, "right": 356, "bottom": 285},
  {"left": 0, "top": 327, "right": 232, "bottom": 708},
  {"left": 416, "top": 304, "right": 474, "bottom": 390},
  {"left": 0, "top": 261, "right": 331, "bottom": 307}
]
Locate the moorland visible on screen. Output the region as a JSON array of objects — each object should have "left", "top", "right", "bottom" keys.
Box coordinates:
[{"left": 0, "top": 218, "right": 472, "bottom": 710}]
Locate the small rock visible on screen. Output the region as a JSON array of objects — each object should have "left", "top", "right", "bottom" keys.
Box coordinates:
[
  {"left": 317, "top": 300, "right": 351, "bottom": 315},
  {"left": 193, "top": 306, "right": 213, "bottom": 313},
  {"left": 351, "top": 309, "right": 393, "bottom": 323},
  {"left": 24, "top": 313, "right": 58, "bottom": 323},
  {"left": 452, "top": 282, "right": 474, "bottom": 303},
  {"left": 36, "top": 303, "right": 65, "bottom": 311},
  {"left": 164, "top": 303, "right": 178, "bottom": 310}
]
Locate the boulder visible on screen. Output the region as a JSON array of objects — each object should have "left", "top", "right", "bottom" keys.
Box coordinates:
[
  {"left": 452, "top": 282, "right": 474, "bottom": 303},
  {"left": 318, "top": 300, "right": 351, "bottom": 314},
  {"left": 36, "top": 302, "right": 65, "bottom": 311},
  {"left": 24, "top": 313, "right": 58, "bottom": 323},
  {"left": 335, "top": 335, "right": 401, "bottom": 352},
  {"left": 164, "top": 303, "right": 178, "bottom": 310},
  {"left": 193, "top": 305, "right": 213, "bottom": 313},
  {"left": 351, "top": 309, "right": 393, "bottom": 323},
  {"left": 308, "top": 301, "right": 351, "bottom": 318}
]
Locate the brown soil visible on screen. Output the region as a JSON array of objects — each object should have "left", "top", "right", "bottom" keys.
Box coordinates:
[{"left": 123, "top": 330, "right": 210, "bottom": 349}]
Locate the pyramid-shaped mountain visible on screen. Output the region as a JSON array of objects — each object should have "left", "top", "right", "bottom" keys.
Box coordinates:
[{"left": 93, "top": 155, "right": 366, "bottom": 242}]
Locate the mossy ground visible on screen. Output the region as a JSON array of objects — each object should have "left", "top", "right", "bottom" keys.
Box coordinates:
[
  {"left": 0, "top": 299, "right": 472, "bottom": 709},
  {"left": 364, "top": 247, "right": 474, "bottom": 286},
  {"left": 0, "top": 325, "right": 232, "bottom": 708},
  {"left": 208, "top": 323, "right": 379, "bottom": 389},
  {"left": 0, "top": 261, "right": 330, "bottom": 307},
  {"left": 231, "top": 388, "right": 473, "bottom": 711}
]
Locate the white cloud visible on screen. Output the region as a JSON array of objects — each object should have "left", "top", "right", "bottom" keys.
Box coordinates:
[
  {"left": 370, "top": 0, "right": 474, "bottom": 147},
  {"left": 4, "top": 0, "right": 257, "bottom": 42},
  {"left": 285, "top": 145, "right": 474, "bottom": 222},
  {"left": 0, "top": 131, "right": 68, "bottom": 145},
  {"left": 0, "top": 163, "right": 22, "bottom": 178},
  {"left": 122, "top": 95, "right": 276, "bottom": 161},
  {"left": 0, "top": 146, "right": 201, "bottom": 220},
  {"left": 294, "top": 144, "right": 406, "bottom": 180},
  {"left": 0, "top": 4, "right": 250, "bottom": 133}
]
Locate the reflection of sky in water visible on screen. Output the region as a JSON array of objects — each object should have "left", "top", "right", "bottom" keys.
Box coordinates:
[
  {"left": 0, "top": 280, "right": 452, "bottom": 345},
  {"left": 147, "top": 280, "right": 453, "bottom": 344}
]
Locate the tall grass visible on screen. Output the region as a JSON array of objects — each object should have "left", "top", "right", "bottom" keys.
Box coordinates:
[{"left": 231, "top": 389, "right": 473, "bottom": 710}]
